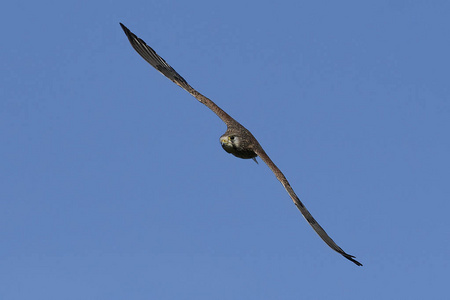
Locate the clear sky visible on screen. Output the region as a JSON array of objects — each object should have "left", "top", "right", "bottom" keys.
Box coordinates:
[{"left": 1, "top": 1, "right": 449, "bottom": 299}]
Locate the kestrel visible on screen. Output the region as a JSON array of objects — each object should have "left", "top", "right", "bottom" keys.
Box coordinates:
[{"left": 120, "top": 23, "right": 362, "bottom": 266}]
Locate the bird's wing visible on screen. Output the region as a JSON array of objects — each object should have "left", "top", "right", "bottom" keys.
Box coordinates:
[
  {"left": 254, "top": 147, "right": 362, "bottom": 266},
  {"left": 120, "top": 23, "right": 235, "bottom": 125},
  {"left": 120, "top": 22, "right": 361, "bottom": 266}
]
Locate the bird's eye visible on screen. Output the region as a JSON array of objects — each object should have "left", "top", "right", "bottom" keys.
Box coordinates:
[{"left": 230, "top": 136, "right": 235, "bottom": 140}]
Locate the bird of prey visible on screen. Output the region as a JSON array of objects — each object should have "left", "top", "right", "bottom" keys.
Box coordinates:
[{"left": 119, "top": 23, "right": 362, "bottom": 266}]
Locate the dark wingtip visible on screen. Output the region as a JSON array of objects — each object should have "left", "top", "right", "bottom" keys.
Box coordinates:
[
  {"left": 343, "top": 253, "right": 363, "bottom": 266},
  {"left": 119, "top": 23, "right": 138, "bottom": 46},
  {"left": 119, "top": 22, "right": 128, "bottom": 33}
]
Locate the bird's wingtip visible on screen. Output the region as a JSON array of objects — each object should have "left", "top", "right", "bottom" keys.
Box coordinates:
[{"left": 344, "top": 254, "right": 363, "bottom": 266}]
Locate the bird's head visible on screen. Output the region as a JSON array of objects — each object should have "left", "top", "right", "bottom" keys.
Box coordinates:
[
  {"left": 220, "top": 130, "right": 257, "bottom": 160},
  {"left": 220, "top": 134, "right": 238, "bottom": 154}
]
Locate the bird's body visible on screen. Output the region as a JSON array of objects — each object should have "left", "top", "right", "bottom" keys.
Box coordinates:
[
  {"left": 220, "top": 127, "right": 259, "bottom": 159},
  {"left": 120, "top": 23, "right": 362, "bottom": 266}
]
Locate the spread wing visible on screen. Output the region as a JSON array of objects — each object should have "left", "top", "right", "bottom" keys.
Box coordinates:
[
  {"left": 120, "top": 22, "right": 361, "bottom": 266},
  {"left": 119, "top": 23, "right": 235, "bottom": 125},
  {"left": 255, "top": 147, "right": 362, "bottom": 266}
]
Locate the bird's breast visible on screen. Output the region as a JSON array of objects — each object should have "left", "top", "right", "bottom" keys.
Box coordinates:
[{"left": 221, "top": 143, "right": 257, "bottom": 159}]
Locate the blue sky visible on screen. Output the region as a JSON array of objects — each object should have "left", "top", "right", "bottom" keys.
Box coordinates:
[{"left": 1, "top": 0, "right": 449, "bottom": 299}]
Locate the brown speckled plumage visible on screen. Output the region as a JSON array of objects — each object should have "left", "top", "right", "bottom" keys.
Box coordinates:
[{"left": 120, "top": 23, "right": 362, "bottom": 266}]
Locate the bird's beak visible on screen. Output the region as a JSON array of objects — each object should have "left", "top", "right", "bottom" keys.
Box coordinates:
[{"left": 220, "top": 137, "right": 229, "bottom": 145}]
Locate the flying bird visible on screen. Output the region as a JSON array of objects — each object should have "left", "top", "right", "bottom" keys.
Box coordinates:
[{"left": 119, "top": 23, "right": 362, "bottom": 266}]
